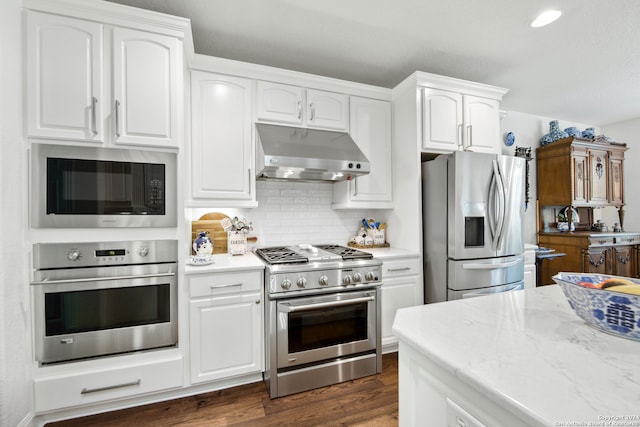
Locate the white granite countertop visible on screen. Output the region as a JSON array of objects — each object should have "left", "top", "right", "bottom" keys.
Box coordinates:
[
  {"left": 184, "top": 251, "right": 265, "bottom": 274},
  {"left": 352, "top": 246, "right": 420, "bottom": 260},
  {"left": 392, "top": 286, "right": 640, "bottom": 426}
]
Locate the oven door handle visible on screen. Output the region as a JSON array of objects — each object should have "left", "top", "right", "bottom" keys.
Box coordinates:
[
  {"left": 31, "top": 272, "right": 175, "bottom": 285},
  {"left": 279, "top": 295, "right": 375, "bottom": 313}
]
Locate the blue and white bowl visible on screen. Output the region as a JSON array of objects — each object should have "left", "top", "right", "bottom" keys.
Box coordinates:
[{"left": 553, "top": 272, "right": 640, "bottom": 341}]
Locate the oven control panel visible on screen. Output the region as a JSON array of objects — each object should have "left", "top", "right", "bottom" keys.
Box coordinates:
[{"left": 268, "top": 265, "right": 382, "bottom": 294}]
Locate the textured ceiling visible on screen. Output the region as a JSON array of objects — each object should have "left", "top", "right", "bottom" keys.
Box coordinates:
[{"left": 105, "top": 0, "right": 640, "bottom": 126}]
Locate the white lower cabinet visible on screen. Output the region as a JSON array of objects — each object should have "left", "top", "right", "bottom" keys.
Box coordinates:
[
  {"left": 188, "top": 270, "right": 263, "bottom": 384},
  {"left": 34, "top": 353, "right": 183, "bottom": 413},
  {"left": 381, "top": 257, "right": 422, "bottom": 352}
]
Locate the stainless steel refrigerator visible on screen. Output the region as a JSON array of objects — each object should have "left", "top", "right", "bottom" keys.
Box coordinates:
[{"left": 422, "top": 151, "right": 526, "bottom": 303}]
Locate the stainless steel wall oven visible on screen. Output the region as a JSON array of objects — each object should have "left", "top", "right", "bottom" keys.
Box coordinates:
[
  {"left": 31, "top": 240, "right": 178, "bottom": 364},
  {"left": 256, "top": 244, "right": 382, "bottom": 398},
  {"left": 31, "top": 143, "right": 176, "bottom": 228}
]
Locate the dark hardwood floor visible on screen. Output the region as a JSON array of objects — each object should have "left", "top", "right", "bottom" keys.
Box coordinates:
[{"left": 47, "top": 353, "right": 398, "bottom": 427}]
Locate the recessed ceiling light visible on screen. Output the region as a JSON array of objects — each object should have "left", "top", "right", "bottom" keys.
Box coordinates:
[{"left": 531, "top": 10, "right": 562, "bottom": 28}]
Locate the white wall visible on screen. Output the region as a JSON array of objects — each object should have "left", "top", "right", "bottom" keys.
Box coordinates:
[
  {"left": 0, "top": 0, "right": 33, "bottom": 425},
  {"left": 499, "top": 111, "right": 598, "bottom": 244},
  {"left": 188, "top": 180, "right": 388, "bottom": 252},
  {"left": 603, "top": 118, "right": 640, "bottom": 231}
]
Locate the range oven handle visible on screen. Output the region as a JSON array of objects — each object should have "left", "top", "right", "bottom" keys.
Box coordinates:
[
  {"left": 279, "top": 295, "right": 375, "bottom": 313},
  {"left": 31, "top": 271, "right": 175, "bottom": 285}
]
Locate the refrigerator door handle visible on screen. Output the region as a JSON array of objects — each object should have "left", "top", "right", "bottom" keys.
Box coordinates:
[
  {"left": 462, "top": 259, "right": 522, "bottom": 269},
  {"left": 493, "top": 160, "right": 506, "bottom": 251},
  {"left": 488, "top": 169, "right": 498, "bottom": 245}
]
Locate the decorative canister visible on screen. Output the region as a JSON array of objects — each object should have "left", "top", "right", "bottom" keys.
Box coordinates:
[
  {"left": 581, "top": 127, "right": 595, "bottom": 139},
  {"left": 540, "top": 120, "right": 568, "bottom": 146},
  {"left": 564, "top": 127, "right": 581, "bottom": 137},
  {"left": 193, "top": 231, "right": 213, "bottom": 256},
  {"left": 227, "top": 231, "right": 247, "bottom": 255}
]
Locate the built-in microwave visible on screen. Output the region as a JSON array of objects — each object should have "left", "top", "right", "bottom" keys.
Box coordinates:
[{"left": 31, "top": 143, "right": 176, "bottom": 228}]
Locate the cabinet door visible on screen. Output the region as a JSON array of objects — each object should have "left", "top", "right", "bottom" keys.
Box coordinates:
[
  {"left": 347, "top": 97, "right": 392, "bottom": 203},
  {"left": 422, "top": 88, "right": 463, "bottom": 152},
  {"left": 27, "top": 12, "right": 104, "bottom": 142},
  {"left": 609, "top": 155, "right": 624, "bottom": 206},
  {"left": 190, "top": 292, "right": 263, "bottom": 384},
  {"left": 588, "top": 149, "right": 608, "bottom": 204},
  {"left": 463, "top": 95, "right": 500, "bottom": 154},
  {"left": 381, "top": 276, "right": 420, "bottom": 349},
  {"left": 572, "top": 148, "right": 588, "bottom": 205},
  {"left": 112, "top": 27, "right": 180, "bottom": 148},
  {"left": 612, "top": 246, "right": 634, "bottom": 277},
  {"left": 190, "top": 72, "right": 255, "bottom": 201},
  {"left": 256, "top": 81, "right": 304, "bottom": 125},
  {"left": 306, "top": 89, "right": 348, "bottom": 130},
  {"left": 583, "top": 247, "right": 609, "bottom": 274}
]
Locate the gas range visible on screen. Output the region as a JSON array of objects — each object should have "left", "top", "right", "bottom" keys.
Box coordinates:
[{"left": 255, "top": 244, "right": 382, "bottom": 297}]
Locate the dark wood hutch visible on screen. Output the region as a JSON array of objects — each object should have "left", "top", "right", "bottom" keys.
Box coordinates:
[{"left": 536, "top": 136, "right": 639, "bottom": 284}]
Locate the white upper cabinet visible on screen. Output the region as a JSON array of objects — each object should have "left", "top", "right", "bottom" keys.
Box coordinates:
[
  {"left": 422, "top": 88, "right": 500, "bottom": 154},
  {"left": 26, "top": 11, "right": 182, "bottom": 149},
  {"left": 111, "top": 27, "right": 180, "bottom": 148},
  {"left": 256, "top": 81, "right": 348, "bottom": 130},
  {"left": 332, "top": 96, "right": 393, "bottom": 208},
  {"left": 27, "top": 12, "right": 104, "bottom": 142},
  {"left": 190, "top": 71, "right": 256, "bottom": 205},
  {"left": 463, "top": 95, "right": 501, "bottom": 154}
]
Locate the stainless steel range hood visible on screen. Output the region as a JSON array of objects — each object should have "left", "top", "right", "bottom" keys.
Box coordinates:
[{"left": 255, "top": 123, "right": 370, "bottom": 182}]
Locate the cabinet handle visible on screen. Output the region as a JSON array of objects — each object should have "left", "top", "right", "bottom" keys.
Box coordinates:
[
  {"left": 598, "top": 240, "right": 607, "bottom": 244},
  {"left": 588, "top": 254, "right": 605, "bottom": 268},
  {"left": 466, "top": 125, "right": 472, "bottom": 149},
  {"left": 114, "top": 99, "right": 121, "bottom": 138},
  {"left": 255, "top": 300, "right": 260, "bottom": 304},
  {"left": 90, "top": 97, "right": 98, "bottom": 135},
  {"left": 248, "top": 169, "right": 252, "bottom": 194},
  {"left": 309, "top": 103, "right": 315, "bottom": 121},
  {"left": 297, "top": 101, "right": 302, "bottom": 119},
  {"left": 210, "top": 283, "right": 242, "bottom": 289},
  {"left": 618, "top": 253, "right": 631, "bottom": 264},
  {"left": 387, "top": 267, "right": 411, "bottom": 272},
  {"left": 457, "top": 124, "right": 463, "bottom": 148},
  {"left": 81, "top": 379, "right": 140, "bottom": 395}
]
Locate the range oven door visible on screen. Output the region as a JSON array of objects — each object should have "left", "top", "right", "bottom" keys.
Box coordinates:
[
  {"left": 276, "top": 288, "right": 379, "bottom": 369},
  {"left": 31, "top": 263, "right": 178, "bottom": 364}
]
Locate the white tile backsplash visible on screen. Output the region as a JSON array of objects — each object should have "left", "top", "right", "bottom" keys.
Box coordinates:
[{"left": 190, "top": 180, "right": 388, "bottom": 248}]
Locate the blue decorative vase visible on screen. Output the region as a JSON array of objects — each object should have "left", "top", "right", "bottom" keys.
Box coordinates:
[
  {"left": 581, "top": 127, "right": 595, "bottom": 139},
  {"left": 540, "top": 120, "right": 568, "bottom": 146},
  {"left": 564, "top": 127, "right": 581, "bottom": 137},
  {"left": 193, "top": 231, "right": 213, "bottom": 256}
]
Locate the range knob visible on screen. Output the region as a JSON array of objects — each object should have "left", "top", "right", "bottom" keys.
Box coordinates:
[
  {"left": 365, "top": 271, "right": 376, "bottom": 281},
  {"left": 343, "top": 275, "right": 353, "bottom": 285},
  {"left": 281, "top": 279, "right": 292, "bottom": 290},
  {"left": 138, "top": 246, "right": 149, "bottom": 257},
  {"left": 67, "top": 249, "right": 81, "bottom": 261},
  {"left": 296, "top": 277, "right": 307, "bottom": 288},
  {"left": 318, "top": 275, "right": 329, "bottom": 286},
  {"left": 353, "top": 272, "right": 362, "bottom": 283}
]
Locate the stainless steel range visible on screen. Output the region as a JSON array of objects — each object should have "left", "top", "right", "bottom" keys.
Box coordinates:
[{"left": 256, "top": 244, "right": 382, "bottom": 398}]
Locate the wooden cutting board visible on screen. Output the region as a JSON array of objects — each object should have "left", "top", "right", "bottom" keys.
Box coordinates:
[{"left": 191, "top": 212, "right": 230, "bottom": 254}]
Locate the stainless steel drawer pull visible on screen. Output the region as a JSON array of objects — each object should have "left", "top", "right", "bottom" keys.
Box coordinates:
[
  {"left": 90, "top": 97, "right": 98, "bottom": 135},
  {"left": 281, "top": 296, "right": 374, "bottom": 313},
  {"left": 210, "top": 283, "right": 243, "bottom": 289},
  {"left": 31, "top": 272, "right": 175, "bottom": 285},
  {"left": 115, "top": 99, "right": 121, "bottom": 137},
  {"left": 387, "top": 267, "right": 411, "bottom": 272},
  {"left": 81, "top": 379, "right": 140, "bottom": 395}
]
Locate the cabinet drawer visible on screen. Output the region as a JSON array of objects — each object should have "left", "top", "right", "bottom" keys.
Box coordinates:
[
  {"left": 615, "top": 234, "right": 640, "bottom": 245},
  {"left": 588, "top": 236, "right": 615, "bottom": 246},
  {"left": 34, "top": 355, "right": 183, "bottom": 413},
  {"left": 382, "top": 258, "right": 421, "bottom": 278},
  {"left": 189, "top": 271, "right": 262, "bottom": 298}
]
